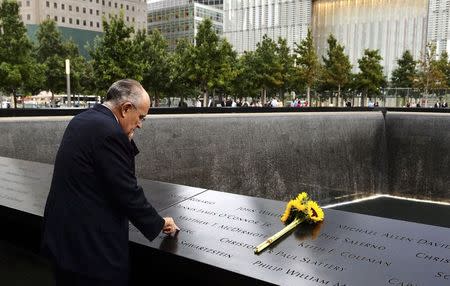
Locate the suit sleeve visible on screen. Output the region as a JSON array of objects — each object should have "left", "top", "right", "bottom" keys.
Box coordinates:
[{"left": 95, "top": 134, "right": 165, "bottom": 241}]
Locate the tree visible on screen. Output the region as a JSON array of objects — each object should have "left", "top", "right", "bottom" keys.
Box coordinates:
[
  {"left": 391, "top": 50, "right": 417, "bottom": 88},
  {"left": 390, "top": 50, "right": 417, "bottom": 104},
  {"left": 436, "top": 51, "right": 450, "bottom": 89},
  {"left": 191, "top": 18, "right": 221, "bottom": 107},
  {"left": 294, "top": 29, "right": 321, "bottom": 106},
  {"left": 276, "top": 37, "right": 296, "bottom": 104},
  {"left": 137, "top": 29, "right": 172, "bottom": 107},
  {"left": 231, "top": 51, "right": 260, "bottom": 100},
  {"left": 415, "top": 43, "right": 447, "bottom": 106},
  {"left": 170, "top": 39, "right": 197, "bottom": 105},
  {"left": 89, "top": 12, "right": 144, "bottom": 96},
  {"left": 254, "top": 35, "right": 282, "bottom": 104},
  {"left": 322, "top": 34, "right": 352, "bottom": 106},
  {"left": 35, "top": 19, "right": 66, "bottom": 96},
  {"left": 0, "top": 0, "right": 44, "bottom": 107},
  {"left": 354, "top": 49, "right": 386, "bottom": 106},
  {"left": 214, "top": 38, "right": 238, "bottom": 101},
  {"left": 36, "top": 19, "right": 89, "bottom": 105}
]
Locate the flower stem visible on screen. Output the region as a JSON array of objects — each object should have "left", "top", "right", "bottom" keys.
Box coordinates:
[{"left": 254, "top": 218, "right": 302, "bottom": 254}]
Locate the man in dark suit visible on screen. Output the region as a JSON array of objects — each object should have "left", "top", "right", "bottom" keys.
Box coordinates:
[{"left": 42, "top": 79, "right": 179, "bottom": 286}]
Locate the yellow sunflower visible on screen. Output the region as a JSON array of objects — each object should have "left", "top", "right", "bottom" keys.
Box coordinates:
[
  {"left": 291, "top": 199, "right": 307, "bottom": 214},
  {"left": 296, "top": 192, "right": 308, "bottom": 202},
  {"left": 281, "top": 198, "right": 307, "bottom": 223},
  {"left": 280, "top": 201, "right": 293, "bottom": 223},
  {"left": 306, "top": 200, "right": 325, "bottom": 222},
  {"left": 255, "top": 192, "right": 325, "bottom": 254}
]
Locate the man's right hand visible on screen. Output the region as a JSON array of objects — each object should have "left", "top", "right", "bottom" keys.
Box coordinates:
[{"left": 163, "top": 217, "right": 180, "bottom": 235}]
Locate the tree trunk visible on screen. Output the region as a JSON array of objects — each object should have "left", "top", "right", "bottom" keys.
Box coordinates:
[
  {"left": 306, "top": 86, "right": 311, "bottom": 106},
  {"left": 262, "top": 88, "right": 267, "bottom": 105},
  {"left": 280, "top": 89, "right": 285, "bottom": 106},
  {"left": 406, "top": 87, "right": 410, "bottom": 107},
  {"left": 361, "top": 89, "right": 367, "bottom": 107},
  {"left": 51, "top": 91, "right": 55, "bottom": 108},
  {"left": 13, "top": 91, "right": 17, "bottom": 109},
  {"left": 337, "top": 85, "right": 341, "bottom": 107},
  {"left": 155, "top": 91, "right": 160, "bottom": 107},
  {"left": 283, "top": 89, "right": 286, "bottom": 103},
  {"left": 315, "top": 90, "right": 318, "bottom": 106},
  {"left": 203, "top": 89, "right": 208, "bottom": 107}
]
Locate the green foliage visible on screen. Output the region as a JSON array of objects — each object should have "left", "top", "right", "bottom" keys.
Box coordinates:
[
  {"left": 276, "top": 37, "right": 296, "bottom": 101},
  {"left": 255, "top": 35, "right": 283, "bottom": 90},
  {"left": 137, "top": 29, "right": 172, "bottom": 106},
  {"left": 89, "top": 12, "right": 144, "bottom": 96},
  {"left": 415, "top": 43, "right": 447, "bottom": 94},
  {"left": 391, "top": 50, "right": 417, "bottom": 88},
  {"left": 190, "top": 18, "right": 221, "bottom": 104},
  {"left": 294, "top": 29, "right": 321, "bottom": 103},
  {"left": 215, "top": 38, "right": 238, "bottom": 97},
  {"left": 35, "top": 19, "right": 91, "bottom": 97},
  {"left": 354, "top": 49, "right": 386, "bottom": 105},
  {"left": 436, "top": 51, "right": 450, "bottom": 88},
  {"left": 170, "top": 39, "right": 197, "bottom": 101},
  {"left": 35, "top": 20, "right": 66, "bottom": 94},
  {"left": 321, "top": 34, "right": 352, "bottom": 101},
  {"left": 0, "top": 0, "right": 43, "bottom": 107},
  {"left": 232, "top": 51, "right": 260, "bottom": 99},
  {"left": 36, "top": 20, "right": 65, "bottom": 60},
  {"left": 22, "top": 61, "right": 46, "bottom": 96},
  {"left": 251, "top": 35, "right": 283, "bottom": 103},
  {"left": 0, "top": 1, "right": 30, "bottom": 62}
]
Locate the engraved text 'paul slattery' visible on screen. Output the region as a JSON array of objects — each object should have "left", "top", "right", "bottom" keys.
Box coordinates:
[{"left": 273, "top": 250, "right": 345, "bottom": 272}]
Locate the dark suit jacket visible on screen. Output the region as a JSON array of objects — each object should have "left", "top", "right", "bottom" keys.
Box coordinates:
[{"left": 42, "top": 104, "right": 164, "bottom": 280}]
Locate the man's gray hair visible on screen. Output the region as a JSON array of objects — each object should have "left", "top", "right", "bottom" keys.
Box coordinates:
[{"left": 105, "top": 79, "right": 144, "bottom": 105}]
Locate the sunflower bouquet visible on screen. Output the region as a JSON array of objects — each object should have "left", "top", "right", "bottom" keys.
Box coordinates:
[{"left": 254, "top": 192, "right": 324, "bottom": 254}]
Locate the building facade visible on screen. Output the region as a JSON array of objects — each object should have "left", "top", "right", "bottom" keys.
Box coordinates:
[
  {"left": 223, "top": 0, "right": 312, "bottom": 54},
  {"left": 223, "top": 0, "right": 311, "bottom": 54},
  {"left": 147, "top": 0, "right": 223, "bottom": 50},
  {"left": 312, "top": 0, "right": 428, "bottom": 77},
  {"left": 18, "top": 0, "right": 147, "bottom": 56},
  {"left": 196, "top": 0, "right": 223, "bottom": 9},
  {"left": 427, "top": 0, "right": 450, "bottom": 55}
]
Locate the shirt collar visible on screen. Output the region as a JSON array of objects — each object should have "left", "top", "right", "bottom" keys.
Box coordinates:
[{"left": 102, "top": 103, "right": 119, "bottom": 123}]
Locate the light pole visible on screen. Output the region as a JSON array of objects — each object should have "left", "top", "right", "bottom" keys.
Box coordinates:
[{"left": 65, "top": 59, "right": 71, "bottom": 107}]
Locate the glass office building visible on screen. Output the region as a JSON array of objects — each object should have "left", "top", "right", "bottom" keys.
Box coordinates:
[
  {"left": 196, "top": 0, "right": 223, "bottom": 9},
  {"left": 223, "top": 0, "right": 312, "bottom": 54},
  {"left": 427, "top": 0, "right": 450, "bottom": 55},
  {"left": 312, "top": 0, "right": 428, "bottom": 77},
  {"left": 147, "top": 0, "right": 223, "bottom": 50}
]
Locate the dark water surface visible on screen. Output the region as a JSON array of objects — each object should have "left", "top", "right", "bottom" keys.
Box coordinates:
[{"left": 330, "top": 196, "right": 450, "bottom": 228}]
